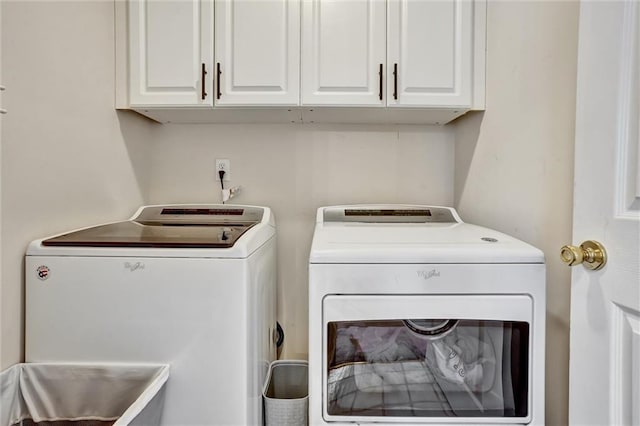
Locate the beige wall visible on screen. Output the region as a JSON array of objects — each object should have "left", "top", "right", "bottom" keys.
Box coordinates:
[
  {"left": 0, "top": 1, "right": 581, "bottom": 424},
  {"left": 0, "top": 1, "right": 455, "bottom": 366},
  {"left": 0, "top": 1, "right": 150, "bottom": 368},
  {"left": 454, "top": 1, "right": 579, "bottom": 425},
  {"left": 142, "top": 123, "right": 455, "bottom": 358}
]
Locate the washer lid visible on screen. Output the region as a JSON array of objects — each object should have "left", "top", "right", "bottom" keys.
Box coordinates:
[
  {"left": 41, "top": 221, "right": 256, "bottom": 249},
  {"left": 309, "top": 205, "right": 544, "bottom": 264},
  {"left": 42, "top": 205, "right": 264, "bottom": 249},
  {"left": 29, "top": 204, "right": 275, "bottom": 257}
]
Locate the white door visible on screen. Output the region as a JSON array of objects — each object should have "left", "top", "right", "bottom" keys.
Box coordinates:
[
  {"left": 387, "top": 0, "right": 472, "bottom": 107},
  {"left": 129, "top": 0, "right": 214, "bottom": 106},
  {"left": 0, "top": 0, "right": 3, "bottom": 349},
  {"left": 568, "top": 1, "right": 640, "bottom": 425},
  {"left": 301, "top": 0, "right": 386, "bottom": 106},
  {"left": 215, "top": 0, "right": 299, "bottom": 105}
]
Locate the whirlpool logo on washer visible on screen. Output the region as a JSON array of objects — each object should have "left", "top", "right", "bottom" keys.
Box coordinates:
[
  {"left": 36, "top": 265, "right": 50, "bottom": 281},
  {"left": 417, "top": 269, "right": 440, "bottom": 280},
  {"left": 124, "top": 262, "right": 145, "bottom": 272}
]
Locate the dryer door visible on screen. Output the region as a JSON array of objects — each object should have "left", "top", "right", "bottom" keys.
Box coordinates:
[{"left": 322, "top": 295, "right": 532, "bottom": 423}]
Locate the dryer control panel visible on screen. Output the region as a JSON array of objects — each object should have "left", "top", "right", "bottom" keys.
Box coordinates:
[{"left": 323, "top": 205, "right": 458, "bottom": 223}]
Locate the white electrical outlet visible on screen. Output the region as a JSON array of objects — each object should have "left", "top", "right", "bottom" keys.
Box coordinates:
[{"left": 215, "top": 159, "right": 231, "bottom": 181}]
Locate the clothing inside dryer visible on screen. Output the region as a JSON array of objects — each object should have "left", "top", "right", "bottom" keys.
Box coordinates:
[{"left": 326, "top": 319, "right": 529, "bottom": 418}]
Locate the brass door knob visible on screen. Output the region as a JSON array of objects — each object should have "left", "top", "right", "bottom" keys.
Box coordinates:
[{"left": 560, "top": 240, "right": 607, "bottom": 270}]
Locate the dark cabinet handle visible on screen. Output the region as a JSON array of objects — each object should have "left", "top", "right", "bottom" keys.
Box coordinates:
[
  {"left": 201, "top": 63, "right": 207, "bottom": 100},
  {"left": 379, "top": 63, "right": 383, "bottom": 101},
  {"left": 216, "top": 62, "right": 222, "bottom": 99},
  {"left": 393, "top": 63, "right": 398, "bottom": 100}
]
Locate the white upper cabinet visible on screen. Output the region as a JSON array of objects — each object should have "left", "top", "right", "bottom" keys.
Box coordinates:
[
  {"left": 301, "top": 0, "right": 479, "bottom": 108},
  {"left": 121, "top": 0, "right": 486, "bottom": 122},
  {"left": 387, "top": 0, "right": 473, "bottom": 107},
  {"left": 215, "top": 0, "right": 300, "bottom": 105},
  {"left": 301, "top": 0, "right": 386, "bottom": 106},
  {"left": 129, "top": 0, "right": 214, "bottom": 106}
]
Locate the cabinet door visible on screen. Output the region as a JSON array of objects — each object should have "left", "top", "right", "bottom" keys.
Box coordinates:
[
  {"left": 129, "top": 0, "right": 214, "bottom": 106},
  {"left": 387, "top": 0, "right": 473, "bottom": 107},
  {"left": 301, "top": 0, "right": 386, "bottom": 106},
  {"left": 215, "top": 0, "right": 299, "bottom": 105}
]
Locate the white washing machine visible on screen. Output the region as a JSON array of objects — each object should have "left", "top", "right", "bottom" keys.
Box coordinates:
[
  {"left": 26, "top": 204, "right": 277, "bottom": 426},
  {"left": 309, "top": 205, "right": 545, "bottom": 425}
]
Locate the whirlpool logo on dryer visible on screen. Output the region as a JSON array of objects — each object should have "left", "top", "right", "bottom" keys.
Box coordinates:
[
  {"left": 124, "top": 262, "right": 145, "bottom": 272},
  {"left": 417, "top": 269, "right": 440, "bottom": 280}
]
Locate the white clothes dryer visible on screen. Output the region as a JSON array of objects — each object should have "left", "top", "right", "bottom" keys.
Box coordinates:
[
  {"left": 308, "top": 205, "right": 545, "bottom": 425},
  {"left": 26, "top": 204, "right": 277, "bottom": 426}
]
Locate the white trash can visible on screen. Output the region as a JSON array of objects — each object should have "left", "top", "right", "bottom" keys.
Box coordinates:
[
  {"left": 263, "top": 360, "right": 308, "bottom": 426},
  {"left": 0, "top": 363, "right": 169, "bottom": 426}
]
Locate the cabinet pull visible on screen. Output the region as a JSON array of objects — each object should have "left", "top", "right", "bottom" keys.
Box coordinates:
[
  {"left": 216, "top": 62, "right": 222, "bottom": 99},
  {"left": 201, "top": 63, "right": 208, "bottom": 100},
  {"left": 393, "top": 63, "right": 398, "bottom": 100},
  {"left": 378, "top": 63, "right": 383, "bottom": 101}
]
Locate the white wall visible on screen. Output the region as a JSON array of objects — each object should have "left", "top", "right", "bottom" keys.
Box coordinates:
[
  {"left": 0, "top": 1, "right": 150, "bottom": 368},
  {"left": 454, "top": 1, "right": 579, "bottom": 425},
  {"left": 143, "top": 123, "right": 455, "bottom": 358}
]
